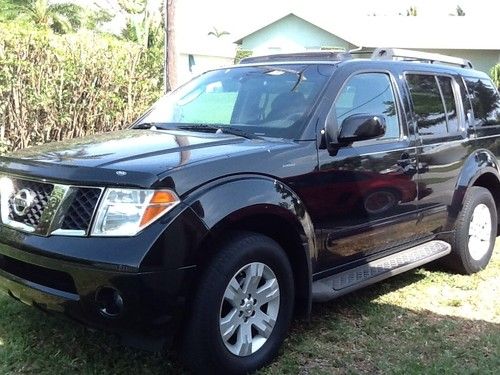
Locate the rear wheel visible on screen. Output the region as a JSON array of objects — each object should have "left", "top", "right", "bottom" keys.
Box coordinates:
[
  {"left": 181, "top": 232, "right": 294, "bottom": 374},
  {"left": 446, "top": 187, "right": 497, "bottom": 274}
]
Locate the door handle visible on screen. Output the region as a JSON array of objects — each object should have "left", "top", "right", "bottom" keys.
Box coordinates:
[
  {"left": 397, "top": 153, "right": 416, "bottom": 164},
  {"left": 397, "top": 153, "right": 417, "bottom": 175}
]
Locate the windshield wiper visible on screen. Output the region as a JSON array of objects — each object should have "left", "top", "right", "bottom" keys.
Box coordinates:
[
  {"left": 135, "top": 123, "right": 263, "bottom": 140},
  {"left": 218, "top": 126, "right": 264, "bottom": 140},
  {"left": 178, "top": 124, "right": 263, "bottom": 140},
  {"left": 133, "top": 122, "right": 172, "bottom": 130},
  {"left": 177, "top": 124, "right": 219, "bottom": 132}
]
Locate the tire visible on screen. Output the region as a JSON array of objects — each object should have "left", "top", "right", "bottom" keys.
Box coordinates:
[
  {"left": 181, "top": 231, "right": 294, "bottom": 374},
  {"left": 446, "top": 187, "right": 497, "bottom": 274}
]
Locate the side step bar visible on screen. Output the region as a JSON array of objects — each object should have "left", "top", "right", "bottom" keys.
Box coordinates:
[{"left": 312, "top": 240, "right": 451, "bottom": 302}]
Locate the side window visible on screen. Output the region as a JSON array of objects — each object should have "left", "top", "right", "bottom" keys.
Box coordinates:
[
  {"left": 464, "top": 77, "right": 500, "bottom": 127},
  {"left": 334, "top": 73, "right": 400, "bottom": 140},
  {"left": 457, "top": 77, "right": 473, "bottom": 128},
  {"left": 406, "top": 74, "right": 447, "bottom": 136},
  {"left": 437, "top": 76, "right": 459, "bottom": 133}
]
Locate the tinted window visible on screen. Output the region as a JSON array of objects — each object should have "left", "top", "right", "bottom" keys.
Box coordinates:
[
  {"left": 334, "top": 73, "right": 400, "bottom": 139},
  {"left": 464, "top": 77, "right": 500, "bottom": 126},
  {"left": 458, "top": 78, "right": 473, "bottom": 128},
  {"left": 437, "top": 76, "right": 459, "bottom": 132},
  {"left": 406, "top": 74, "right": 447, "bottom": 136}
]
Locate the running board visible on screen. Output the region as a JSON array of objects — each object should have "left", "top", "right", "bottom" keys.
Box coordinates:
[{"left": 312, "top": 240, "right": 451, "bottom": 302}]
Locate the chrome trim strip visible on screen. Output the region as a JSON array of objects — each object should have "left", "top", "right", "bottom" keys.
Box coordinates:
[
  {"left": 35, "top": 184, "right": 71, "bottom": 235},
  {"left": 1, "top": 218, "right": 36, "bottom": 233},
  {"left": 50, "top": 228, "right": 86, "bottom": 237}
]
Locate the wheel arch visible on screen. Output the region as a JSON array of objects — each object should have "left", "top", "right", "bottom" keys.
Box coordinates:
[
  {"left": 471, "top": 173, "right": 500, "bottom": 232},
  {"left": 451, "top": 149, "right": 500, "bottom": 231},
  {"left": 184, "top": 175, "right": 316, "bottom": 318}
]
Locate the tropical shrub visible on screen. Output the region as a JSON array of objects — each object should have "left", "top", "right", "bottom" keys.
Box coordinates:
[
  {"left": 0, "top": 21, "right": 163, "bottom": 152},
  {"left": 491, "top": 64, "right": 500, "bottom": 89}
]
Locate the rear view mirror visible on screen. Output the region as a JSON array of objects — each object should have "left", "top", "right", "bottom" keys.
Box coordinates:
[{"left": 338, "top": 114, "right": 386, "bottom": 143}]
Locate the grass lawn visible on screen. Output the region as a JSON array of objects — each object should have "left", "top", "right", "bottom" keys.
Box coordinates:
[{"left": 0, "top": 240, "right": 498, "bottom": 374}]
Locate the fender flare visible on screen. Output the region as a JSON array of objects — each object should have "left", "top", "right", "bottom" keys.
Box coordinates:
[
  {"left": 450, "top": 149, "right": 500, "bottom": 218},
  {"left": 183, "top": 174, "right": 317, "bottom": 314}
]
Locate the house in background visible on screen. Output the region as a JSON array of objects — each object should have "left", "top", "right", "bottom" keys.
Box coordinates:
[
  {"left": 178, "top": 39, "right": 236, "bottom": 83},
  {"left": 234, "top": 12, "right": 500, "bottom": 74}
]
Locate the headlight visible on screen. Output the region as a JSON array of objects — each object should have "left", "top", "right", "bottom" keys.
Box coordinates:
[{"left": 91, "top": 188, "right": 180, "bottom": 236}]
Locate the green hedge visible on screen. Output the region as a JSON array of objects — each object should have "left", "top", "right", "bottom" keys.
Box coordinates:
[
  {"left": 491, "top": 64, "right": 500, "bottom": 89},
  {"left": 0, "top": 22, "right": 163, "bottom": 153}
]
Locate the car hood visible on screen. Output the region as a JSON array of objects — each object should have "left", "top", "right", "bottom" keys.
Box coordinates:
[{"left": 0, "top": 129, "right": 282, "bottom": 187}]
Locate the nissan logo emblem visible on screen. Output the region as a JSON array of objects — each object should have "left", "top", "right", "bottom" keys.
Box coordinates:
[{"left": 12, "top": 188, "right": 36, "bottom": 217}]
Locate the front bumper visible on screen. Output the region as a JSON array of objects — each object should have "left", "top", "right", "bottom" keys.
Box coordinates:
[{"left": 0, "top": 226, "right": 195, "bottom": 350}]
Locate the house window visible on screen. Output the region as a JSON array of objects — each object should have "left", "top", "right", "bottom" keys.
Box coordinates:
[{"left": 188, "top": 54, "right": 195, "bottom": 73}]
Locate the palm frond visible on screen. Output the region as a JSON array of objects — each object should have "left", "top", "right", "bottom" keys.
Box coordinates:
[
  {"left": 50, "top": 13, "right": 73, "bottom": 34},
  {"left": 49, "top": 3, "right": 84, "bottom": 30}
]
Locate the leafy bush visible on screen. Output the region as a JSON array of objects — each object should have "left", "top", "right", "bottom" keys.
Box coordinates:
[
  {"left": 234, "top": 48, "right": 252, "bottom": 64},
  {"left": 0, "top": 21, "right": 163, "bottom": 152},
  {"left": 491, "top": 64, "right": 500, "bottom": 89}
]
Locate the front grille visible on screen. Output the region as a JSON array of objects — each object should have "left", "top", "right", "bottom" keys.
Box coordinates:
[
  {"left": 8, "top": 179, "right": 54, "bottom": 227},
  {"left": 0, "top": 176, "right": 102, "bottom": 236},
  {"left": 61, "top": 188, "right": 102, "bottom": 231}
]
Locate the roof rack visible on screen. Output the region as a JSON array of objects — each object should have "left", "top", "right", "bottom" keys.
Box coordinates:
[
  {"left": 239, "top": 51, "right": 352, "bottom": 64},
  {"left": 371, "top": 48, "right": 473, "bottom": 69},
  {"left": 237, "top": 48, "right": 474, "bottom": 69}
]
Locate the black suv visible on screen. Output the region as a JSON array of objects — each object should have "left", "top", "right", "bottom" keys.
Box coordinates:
[{"left": 0, "top": 48, "right": 499, "bottom": 374}]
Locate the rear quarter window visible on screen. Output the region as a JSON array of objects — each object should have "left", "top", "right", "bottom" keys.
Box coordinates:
[{"left": 464, "top": 77, "right": 500, "bottom": 127}]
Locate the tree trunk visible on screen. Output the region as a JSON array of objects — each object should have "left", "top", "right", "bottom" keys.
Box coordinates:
[{"left": 165, "top": 0, "right": 177, "bottom": 92}]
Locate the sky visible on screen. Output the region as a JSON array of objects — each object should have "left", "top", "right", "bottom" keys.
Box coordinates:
[
  {"left": 70, "top": 0, "right": 500, "bottom": 38},
  {"left": 56, "top": 0, "right": 500, "bottom": 50},
  {"left": 174, "top": 0, "right": 499, "bottom": 23},
  {"left": 87, "top": 0, "right": 499, "bottom": 17}
]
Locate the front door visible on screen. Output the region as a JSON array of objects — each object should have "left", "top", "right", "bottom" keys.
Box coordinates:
[{"left": 313, "top": 71, "right": 420, "bottom": 273}]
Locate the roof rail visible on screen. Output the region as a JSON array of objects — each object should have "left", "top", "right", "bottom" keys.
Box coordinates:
[
  {"left": 239, "top": 51, "right": 352, "bottom": 64},
  {"left": 371, "top": 48, "right": 474, "bottom": 69}
]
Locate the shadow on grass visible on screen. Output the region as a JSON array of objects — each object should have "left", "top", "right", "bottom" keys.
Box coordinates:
[
  {"left": 0, "top": 294, "right": 185, "bottom": 374},
  {"left": 0, "top": 267, "right": 498, "bottom": 374},
  {"left": 268, "top": 268, "right": 500, "bottom": 374},
  {"left": 274, "top": 304, "right": 499, "bottom": 374}
]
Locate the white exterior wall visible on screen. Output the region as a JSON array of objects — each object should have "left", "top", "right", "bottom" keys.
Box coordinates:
[
  {"left": 177, "top": 53, "right": 235, "bottom": 85},
  {"left": 424, "top": 49, "right": 500, "bottom": 75},
  {"left": 240, "top": 14, "right": 355, "bottom": 55}
]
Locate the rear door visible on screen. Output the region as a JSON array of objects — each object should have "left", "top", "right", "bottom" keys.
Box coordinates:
[{"left": 404, "top": 71, "right": 470, "bottom": 237}]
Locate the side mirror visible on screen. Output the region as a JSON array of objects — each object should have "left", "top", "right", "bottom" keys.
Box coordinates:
[{"left": 338, "top": 114, "right": 386, "bottom": 144}]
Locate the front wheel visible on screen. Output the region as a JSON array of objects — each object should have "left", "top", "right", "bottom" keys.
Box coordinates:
[
  {"left": 447, "top": 187, "right": 497, "bottom": 274},
  {"left": 181, "top": 232, "right": 294, "bottom": 374}
]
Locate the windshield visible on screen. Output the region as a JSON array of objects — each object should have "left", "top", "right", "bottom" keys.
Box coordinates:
[{"left": 136, "top": 64, "right": 335, "bottom": 139}]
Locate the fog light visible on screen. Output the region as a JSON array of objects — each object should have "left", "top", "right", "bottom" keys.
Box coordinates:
[{"left": 95, "top": 287, "right": 124, "bottom": 317}]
